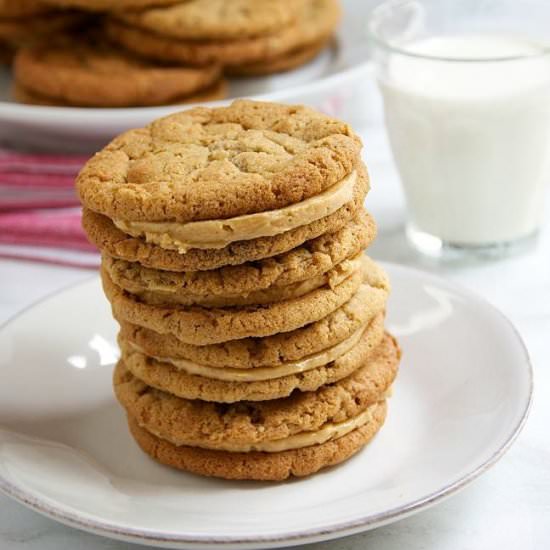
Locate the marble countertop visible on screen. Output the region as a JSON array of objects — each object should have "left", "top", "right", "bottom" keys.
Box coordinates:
[{"left": 0, "top": 126, "right": 549, "bottom": 550}]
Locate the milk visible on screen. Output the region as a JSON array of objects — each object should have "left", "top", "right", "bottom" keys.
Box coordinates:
[{"left": 380, "top": 35, "right": 550, "bottom": 245}]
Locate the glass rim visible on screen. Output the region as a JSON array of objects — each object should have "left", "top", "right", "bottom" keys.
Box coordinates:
[{"left": 367, "top": 0, "right": 550, "bottom": 63}]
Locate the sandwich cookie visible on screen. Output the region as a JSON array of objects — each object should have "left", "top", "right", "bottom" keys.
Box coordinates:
[
  {"left": 81, "top": 178, "right": 367, "bottom": 271},
  {"left": 101, "top": 210, "right": 375, "bottom": 300},
  {"left": 127, "top": 403, "right": 386, "bottom": 480},
  {"left": 78, "top": 100, "right": 368, "bottom": 270},
  {"left": 106, "top": 252, "right": 364, "bottom": 308},
  {"left": 102, "top": 257, "right": 367, "bottom": 345},
  {"left": 77, "top": 100, "right": 362, "bottom": 224},
  {"left": 117, "top": 270, "right": 390, "bottom": 370},
  {"left": 118, "top": 314, "right": 386, "bottom": 402}
]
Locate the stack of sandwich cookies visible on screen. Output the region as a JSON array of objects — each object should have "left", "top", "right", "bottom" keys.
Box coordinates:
[
  {"left": 77, "top": 99, "right": 401, "bottom": 480},
  {"left": 106, "top": 0, "right": 340, "bottom": 75}
]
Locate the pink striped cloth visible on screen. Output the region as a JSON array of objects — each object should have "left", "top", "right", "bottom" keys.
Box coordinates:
[{"left": 0, "top": 149, "right": 100, "bottom": 269}]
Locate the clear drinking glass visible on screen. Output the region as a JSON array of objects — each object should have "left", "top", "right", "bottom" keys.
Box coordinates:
[{"left": 368, "top": 0, "right": 550, "bottom": 260}]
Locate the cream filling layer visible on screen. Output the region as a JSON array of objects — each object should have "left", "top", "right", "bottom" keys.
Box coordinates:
[
  {"left": 113, "top": 170, "right": 357, "bottom": 253},
  {"left": 164, "top": 402, "right": 380, "bottom": 452},
  {"left": 131, "top": 254, "right": 364, "bottom": 308},
  {"left": 130, "top": 319, "right": 370, "bottom": 382}
]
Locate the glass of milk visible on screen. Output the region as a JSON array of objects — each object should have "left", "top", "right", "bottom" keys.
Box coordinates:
[{"left": 368, "top": 0, "right": 550, "bottom": 259}]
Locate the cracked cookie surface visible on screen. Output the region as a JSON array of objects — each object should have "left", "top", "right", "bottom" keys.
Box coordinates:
[{"left": 77, "top": 99, "right": 361, "bottom": 223}]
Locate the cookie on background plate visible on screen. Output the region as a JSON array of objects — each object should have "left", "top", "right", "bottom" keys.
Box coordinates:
[
  {"left": 228, "top": 38, "right": 333, "bottom": 77},
  {"left": 14, "top": 38, "right": 224, "bottom": 107},
  {"left": 114, "top": 333, "right": 400, "bottom": 480},
  {"left": 106, "top": 0, "right": 340, "bottom": 70},
  {"left": 117, "top": 0, "right": 306, "bottom": 41},
  {"left": 13, "top": 79, "right": 227, "bottom": 107}
]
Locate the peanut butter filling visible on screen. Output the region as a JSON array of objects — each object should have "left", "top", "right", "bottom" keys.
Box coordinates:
[
  {"left": 113, "top": 170, "right": 357, "bottom": 253},
  {"left": 129, "top": 315, "right": 379, "bottom": 382},
  {"left": 148, "top": 401, "right": 382, "bottom": 453}
]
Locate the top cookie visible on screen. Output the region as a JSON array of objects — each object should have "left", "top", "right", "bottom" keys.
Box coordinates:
[
  {"left": 76, "top": 99, "right": 362, "bottom": 223},
  {"left": 118, "top": 0, "right": 304, "bottom": 41}
]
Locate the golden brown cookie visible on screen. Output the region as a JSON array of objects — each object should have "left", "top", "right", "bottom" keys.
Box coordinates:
[
  {"left": 102, "top": 258, "right": 366, "bottom": 345},
  {"left": 76, "top": 99, "right": 361, "bottom": 224},
  {"left": 114, "top": 333, "right": 399, "bottom": 448},
  {"left": 119, "top": 314, "right": 386, "bottom": 402},
  {"left": 229, "top": 38, "right": 331, "bottom": 76},
  {"left": 101, "top": 211, "right": 375, "bottom": 305},
  {"left": 127, "top": 401, "right": 386, "bottom": 480},
  {"left": 118, "top": 0, "right": 305, "bottom": 41},
  {"left": 13, "top": 78, "right": 227, "bottom": 107},
  {"left": 107, "top": 0, "right": 340, "bottom": 69},
  {"left": 14, "top": 40, "right": 222, "bottom": 107},
  {"left": 118, "top": 272, "right": 389, "bottom": 369}
]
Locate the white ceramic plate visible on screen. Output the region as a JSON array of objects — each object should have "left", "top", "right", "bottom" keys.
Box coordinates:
[
  {"left": 0, "top": 262, "right": 532, "bottom": 549},
  {"left": 0, "top": 0, "right": 375, "bottom": 152}
]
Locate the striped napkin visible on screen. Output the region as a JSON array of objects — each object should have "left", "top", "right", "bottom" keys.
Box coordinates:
[{"left": 0, "top": 149, "right": 100, "bottom": 269}]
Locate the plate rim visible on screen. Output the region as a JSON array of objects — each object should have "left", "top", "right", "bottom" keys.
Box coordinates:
[{"left": 0, "top": 262, "right": 534, "bottom": 549}]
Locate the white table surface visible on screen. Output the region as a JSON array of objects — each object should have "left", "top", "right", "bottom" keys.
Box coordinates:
[{"left": 0, "top": 123, "right": 549, "bottom": 550}]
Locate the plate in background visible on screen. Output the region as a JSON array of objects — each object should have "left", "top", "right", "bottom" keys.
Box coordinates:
[
  {"left": 0, "top": 0, "right": 376, "bottom": 152},
  {"left": 0, "top": 263, "right": 532, "bottom": 549}
]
